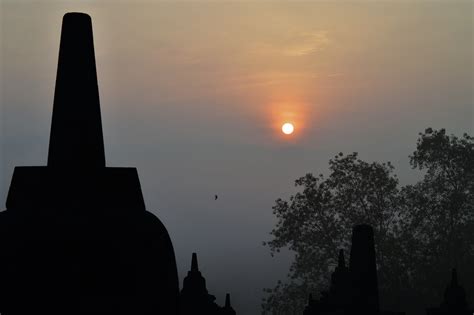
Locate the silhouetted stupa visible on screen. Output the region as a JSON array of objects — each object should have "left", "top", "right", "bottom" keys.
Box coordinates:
[
  {"left": 179, "top": 253, "right": 221, "bottom": 315},
  {"left": 178, "top": 253, "right": 238, "bottom": 315},
  {"left": 303, "top": 250, "right": 350, "bottom": 315},
  {"left": 328, "top": 249, "right": 351, "bottom": 307},
  {"left": 303, "top": 225, "right": 404, "bottom": 315},
  {"left": 426, "top": 268, "right": 473, "bottom": 315},
  {"left": 219, "top": 293, "right": 236, "bottom": 315},
  {"left": 349, "top": 224, "right": 379, "bottom": 315},
  {"left": 0, "top": 12, "right": 178, "bottom": 314}
]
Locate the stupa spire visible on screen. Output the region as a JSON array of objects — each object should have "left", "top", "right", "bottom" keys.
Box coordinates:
[
  {"left": 225, "top": 293, "right": 232, "bottom": 308},
  {"left": 48, "top": 12, "right": 105, "bottom": 169},
  {"left": 191, "top": 252, "right": 199, "bottom": 272},
  {"left": 349, "top": 224, "right": 379, "bottom": 314},
  {"left": 221, "top": 293, "right": 236, "bottom": 315}
]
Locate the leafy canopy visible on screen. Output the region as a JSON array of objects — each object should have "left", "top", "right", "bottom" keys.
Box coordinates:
[{"left": 263, "top": 129, "right": 474, "bottom": 314}]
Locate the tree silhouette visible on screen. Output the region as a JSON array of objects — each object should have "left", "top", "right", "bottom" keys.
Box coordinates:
[
  {"left": 262, "top": 128, "right": 473, "bottom": 315},
  {"left": 398, "top": 128, "right": 474, "bottom": 312},
  {"left": 262, "top": 152, "right": 402, "bottom": 314}
]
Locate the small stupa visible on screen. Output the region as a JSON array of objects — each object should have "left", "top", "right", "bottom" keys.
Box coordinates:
[
  {"left": 219, "top": 293, "right": 237, "bottom": 315},
  {"left": 179, "top": 253, "right": 221, "bottom": 315},
  {"left": 426, "top": 268, "right": 473, "bottom": 315}
]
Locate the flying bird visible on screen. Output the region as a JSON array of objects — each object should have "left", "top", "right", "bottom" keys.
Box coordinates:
[{"left": 214, "top": 195, "right": 218, "bottom": 200}]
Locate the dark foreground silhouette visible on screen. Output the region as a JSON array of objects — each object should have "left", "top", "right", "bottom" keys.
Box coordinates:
[
  {"left": 1, "top": 11, "right": 470, "bottom": 315},
  {"left": 179, "top": 253, "right": 236, "bottom": 315},
  {"left": 0, "top": 13, "right": 179, "bottom": 314},
  {"left": 303, "top": 225, "right": 391, "bottom": 315},
  {"left": 426, "top": 269, "right": 473, "bottom": 315},
  {"left": 303, "top": 225, "right": 472, "bottom": 315}
]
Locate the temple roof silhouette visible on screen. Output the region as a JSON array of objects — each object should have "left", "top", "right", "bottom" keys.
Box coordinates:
[
  {"left": 6, "top": 13, "right": 145, "bottom": 211},
  {"left": 220, "top": 293, "right": 236, "bottom": 315},
  {"left": 179, "top": 253, "right": 237, "bottom": 315},
  {"left": 444, "top": 269, "right": 467, "bottom": 309},
  {"left": 179, "top": 252, "right": 219, "bottom": 314},
  {"left": 0, "top": 12, "right": 179, "bottom": 314},
  {"left": 304, "top": 225, "right": 405, "bottom": 315},
  {"left": 182, "top": 252, "right": 210, "bottom": 296},
  {"left": 426, "top": 268, "right": 473, "bottom": 315}
]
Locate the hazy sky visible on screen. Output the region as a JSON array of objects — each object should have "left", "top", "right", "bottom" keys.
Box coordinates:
[{"left": 1, "top": 1, "right": 472, "bottom": 314}]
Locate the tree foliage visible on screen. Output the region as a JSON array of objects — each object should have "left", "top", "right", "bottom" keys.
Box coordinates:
[
  {"left": 399, "top": 128, "right": 474, "bottom": 306},
  {"left": 263, "top": 129, "right": 474, "bottom": 314}
]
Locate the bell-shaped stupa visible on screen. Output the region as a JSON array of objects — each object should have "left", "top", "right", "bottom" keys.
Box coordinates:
[{"left": 0, "top": 12, "right": 178, "bottom": 315}]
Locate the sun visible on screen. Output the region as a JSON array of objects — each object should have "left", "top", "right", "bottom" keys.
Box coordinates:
[{"left": 281, "top": 122, "right": 294, "bottom": 135}]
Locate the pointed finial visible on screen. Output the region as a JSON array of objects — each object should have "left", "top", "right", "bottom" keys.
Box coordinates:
[
  {"left": 225, "top": 293, "right": 232, "bottom": 308},
  {"left": 338, "top": 249, "right": 345, "bottom": 268},
  {"left": 48, "top": 12, "right": 105, "bottom": 169},
  {"left": 191, "top": 252, "right": 199, "bottom": 272},
  {"left": 451, "top": 268, "right": 458, "bottom": 286}
]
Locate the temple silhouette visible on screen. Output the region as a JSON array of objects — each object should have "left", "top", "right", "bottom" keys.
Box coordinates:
[
  {"left": 0, "top": 13, "right": 179, "bottom": 314},
  {"left": 303, "top": 225, "right": 404, "bottom": 315},
  {"left": 302, "top": 224, "right": 473, "bottom": 315},
  {"left": 179, "top": 253, "right": 236, "bottom": 315},
  {"left": 0, "top": 10, "right": 471, "bottom": 315},
  {"left": 426, "top": 268, "right": 473, "bottom": 315}
]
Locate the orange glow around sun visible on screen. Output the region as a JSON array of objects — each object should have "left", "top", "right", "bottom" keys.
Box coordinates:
[{"left": 267, "top": 100, "right": 309, "bottom": 141}]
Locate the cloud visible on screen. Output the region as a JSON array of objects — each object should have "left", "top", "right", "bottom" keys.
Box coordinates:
[
  {"left": 253, "top": 30, "right": 330, "bottom": 57},
  {"left": 281, "top": 31, "right": 330, "bottom": 56}
]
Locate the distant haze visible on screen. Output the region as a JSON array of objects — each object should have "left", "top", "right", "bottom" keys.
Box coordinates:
[{"left": 1, "top": 1, "right": 472, "bottom": 314}]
